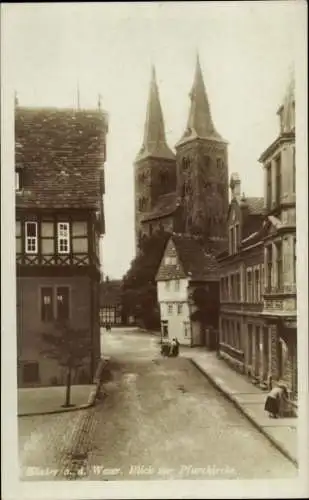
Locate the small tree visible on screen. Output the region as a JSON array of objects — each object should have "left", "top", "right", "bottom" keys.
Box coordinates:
[{"left": 41, "top": 320, "right": 92, "bottom": 407}]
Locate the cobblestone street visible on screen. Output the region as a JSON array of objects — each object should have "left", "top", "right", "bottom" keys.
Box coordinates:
[{"left": 18, "top": 329, "right": 297, "bottom": 481}]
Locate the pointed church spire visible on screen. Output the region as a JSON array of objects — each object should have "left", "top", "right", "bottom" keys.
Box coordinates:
[
  {"left": 177, "top": 52, "right": 225, "bottom": 146},
  {"left": 135, "top": 65, "right": 175, "bottom": 162}
]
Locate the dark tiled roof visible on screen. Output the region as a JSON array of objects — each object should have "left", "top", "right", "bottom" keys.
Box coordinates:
[
  {"left": 172, "top": 233, "right": 219, "bottom": 281},
  {"left": 141, "top": 192, "right": 179, "bottom": 222},
  {"left": 241, "top": 197, "right": 265, "bottom": 215},
  {"left": 100, "top": 280, "right": 122, "bottom": 307},
  {"left": 15, "top": 107, "right": 108, "bottom": 210}
]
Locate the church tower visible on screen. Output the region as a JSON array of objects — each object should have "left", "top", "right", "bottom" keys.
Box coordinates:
[
  {"left": 175, "top": 54, "right": 229, "bottom": 253},
  {"left": 134, "top": 66, "right": 176, "bottom": 251}
]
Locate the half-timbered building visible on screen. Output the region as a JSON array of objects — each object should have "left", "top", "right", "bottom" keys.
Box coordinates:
[{"left": 15, "top": 105, "right": 108, "bottom": 387}]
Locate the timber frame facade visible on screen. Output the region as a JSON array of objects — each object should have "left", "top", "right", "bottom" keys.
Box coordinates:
[{"left": 16, "top": 105, "right": 108, "bottom": 387}]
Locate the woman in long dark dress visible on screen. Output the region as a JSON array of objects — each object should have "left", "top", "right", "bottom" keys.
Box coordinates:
[{"left": 264, "top": 384, "right": 289, "bottom": 418}]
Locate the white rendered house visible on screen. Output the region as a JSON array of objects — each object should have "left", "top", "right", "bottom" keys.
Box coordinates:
[{"left": 156, "top": 234, "right": 219, "bottom": 347}]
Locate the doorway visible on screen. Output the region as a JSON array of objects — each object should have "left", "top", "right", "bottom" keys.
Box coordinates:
[{"left": 262, "top": 326, "right": 269, "bottom": 382}]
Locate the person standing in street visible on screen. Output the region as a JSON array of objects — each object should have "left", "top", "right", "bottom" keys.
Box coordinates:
[{"left": 264, "top": 382, "right": 289, "bottom": 418}]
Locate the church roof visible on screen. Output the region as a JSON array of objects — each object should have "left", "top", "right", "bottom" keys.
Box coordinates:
[
  {"left": 135, "top": 66, "right": 175, "bottom": 162},
  {"left": 141, "top": 192, "right": 179, "bottom": 222},
  {"left": 176, "top": 53, "right": 226, "bottom": 147},
  {"left": 15, "top": 106, "right": 108, "bottom": 214}
]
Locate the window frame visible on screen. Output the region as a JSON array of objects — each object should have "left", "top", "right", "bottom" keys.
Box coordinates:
[
  {"left": 56, "top": 286, "right": 70, "bottom": 321},
  {"left": 247, "top": 269, "right": 253, "bottom": 303},
  {"left": 15, "top": 171, "right": 21, "bottom": 191},
  {"left": 25, "top": 221, "right": 38, "bottom": 254},
  {"left": 57, "top": 222, "right": 70, "bottom": 254},
  {"left": 276, "top": 241, "right": 283, "bottom": 290},
  {"left": 177, "top": 303, "right": 183, "bottom": 315},
  {"left": 266, "top": 163, "right": 272, "bottom": 209},
  {"left": 267, "top": 245, "right": 273, "bottom": 291},
  {"left": 275, "top": 153, "right": 282, "bottom": 206},
  {"left": 235, "top": 223, "right": 240, "bottom": 253},
  {"left": 293, "top": 237, "right": 297, "bottom": 284},
  {"left": 41, "top": 286, "right": 54, "bottom": 323},
  {"left": 167, "top": 303, "right": 173, "bottom": 315}
]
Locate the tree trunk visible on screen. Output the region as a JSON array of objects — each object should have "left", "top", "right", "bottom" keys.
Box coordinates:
[{"left": 64, "top": 366, "right": 72, "bottom": 407}]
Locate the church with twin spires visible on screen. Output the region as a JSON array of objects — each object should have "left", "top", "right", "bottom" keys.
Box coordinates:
[{"left": 134, "top": 54, "right": 229, "bottom": 255}]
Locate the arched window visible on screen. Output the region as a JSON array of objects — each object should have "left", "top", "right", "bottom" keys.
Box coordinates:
[{"left": 182, "top": 157, "right": 190, "bottom": 171}]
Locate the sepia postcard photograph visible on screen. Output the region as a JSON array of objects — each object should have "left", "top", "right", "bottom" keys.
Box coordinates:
[{"left": 1, "top": 2, "right": 308, "bottom": 499}]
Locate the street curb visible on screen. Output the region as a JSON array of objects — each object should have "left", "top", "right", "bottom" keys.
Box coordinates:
[
  {"left": 18, "top": 358, "right": 108, "bottom": 418},
  {"left": 18, "top": 402, "right": 94, "bottom": 418},
  {"left": 190, "top": 358, "right": 298, "bottom": 468}
]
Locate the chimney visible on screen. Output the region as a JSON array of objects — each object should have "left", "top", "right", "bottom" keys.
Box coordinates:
[{"left": 229, "top": 173, "right": 241, "bottom": 200}]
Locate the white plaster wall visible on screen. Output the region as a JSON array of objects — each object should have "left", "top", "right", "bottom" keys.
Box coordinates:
[
  {"left": 160, "top": 302, "right": 191, "bottom": 345},
  {"left": 157, "top": 279, "right": 188, "bottom": 302}
]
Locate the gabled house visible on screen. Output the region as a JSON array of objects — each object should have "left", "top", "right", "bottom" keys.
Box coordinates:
[
  {"left": 217, "top": 174, "right": 266, "bottom": 381},
  {"left": 155, "top": 233, "right": 219, "bottom": 347},
  {"left": 15, "top": 105, "right": 108, "bottom": 387}
]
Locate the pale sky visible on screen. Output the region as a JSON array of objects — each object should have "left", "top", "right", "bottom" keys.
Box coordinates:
[{"left": 3, "top": 2, "right": 304, "bottom": 279}]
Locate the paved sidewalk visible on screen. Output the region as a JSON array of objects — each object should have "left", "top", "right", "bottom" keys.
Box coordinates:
[
  {"left": 181, "top": 347, "right": 298, "bottom": 466},
  {"left": 18, "top": 384, "right": 96, "bottom": 417}
]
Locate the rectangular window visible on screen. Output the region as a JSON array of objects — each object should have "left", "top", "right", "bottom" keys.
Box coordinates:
[
  {"left": 168, "top": 303, "right": 173, "bottom": 315},
  {"left": 41, "top": 287, "right": 54, "bottom": 322},
  {"left": 248, "top": 324, "right": 253, "bottom": 365},
  {"left": 276, "top": 241, "right": 283, "bottom": 290},
  {"left": 275, "top": 154, "right": 281, "bottom": 206},
  {"left": 237, "top": 322, "right": 241, "bottom": 350},
  {"left": 231, "top": 275, "right": 235, "bottom": 302},
  {"left": 247, "top": 270, "right": 252, "bottom": 303},
  {"left": 25, "top": 221, "right": 38, "bottom": 254},
  {"left": 266, "top": 164, "right": 272, "bottom": 209},
  {"left": 229, "top": 227, "right": 233, "bottom": 255},
  {"left": 293, "top": 237, "right": 297, "bottom": 284},
  {"left": 220, "top": 278, "right": 224, "bottom": 301},
  {"left": 23, "top": 362, "right": 39, "bottom": 384},
  {"left": 57, "top": 222, "right": 70, "bottom": 254},
  {"left": 175, "top": 280, "right": 180, "bottom": 291},
  {"left": 15, "top": 171, "right": 20, "bottom": 191},
  {"left": 292, "top": 147, "right": 296, "bottom": 193},
  {"left": 165, "top": 281, "right": 170, "bottom": 290},
  {"left": 56, "top": 286, "right": 70, "bottom": 321},
  {"left": 184, "top": 321, "right": 190, "bottom": 338},
  {"left": 254, "top": 268, "right": 260, "bottom": 302},
  {"left": 235, "top": 224, "right": 239, "bottom": 252},
  {"left": 236, "top": 273, "right": 241, "bottom": 302},
  {"left": 260, "top": 264, "right": 264, "bottom": 296},
  {"left": 267, "top": 246, "right": 273, "bottom": 291},
  {"left": 177, "top": 303, "right": 183, "bottom": 315}
]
